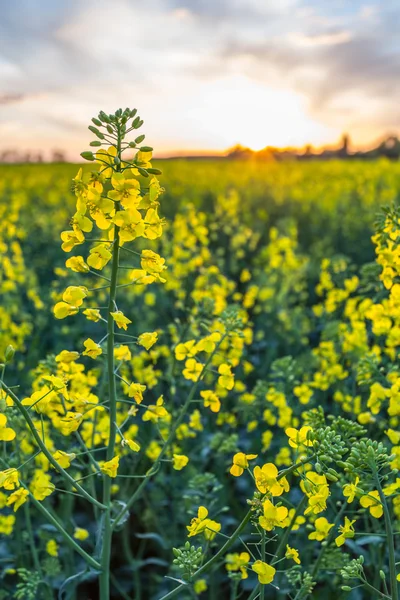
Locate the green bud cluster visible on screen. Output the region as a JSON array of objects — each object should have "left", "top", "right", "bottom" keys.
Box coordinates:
[
  {"left": 303, "top": 406, "right": 326, "bottom": 430},
  {"left": 210, "top": 432, "right": 239, "bottom": 454},
  {"left": 342, "top": 439, "right": 394, "bottom": 478},
  {"left": 80, "top": 107, "right": 162, "bottom": 177},
  {"left": 341, "top": 555, "right": 364, "bottom": 581},
  {"left": 311, "top": 426, "right": 347, "bottom": 465},
  {"left": 172, "top": 541, "right": 203, "bottom": 579},
  {"left": 220, "top": 306, "right": 243, "bottom": 333},
  {"left": 286, "top": 569, "right": 315, "bottom": 597}
]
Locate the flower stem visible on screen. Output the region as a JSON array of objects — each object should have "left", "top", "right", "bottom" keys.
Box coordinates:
[
  {"left": 99, "top": 126, "right": 122, "bottom": 600},
  {"left": 376, "top": 473, "right": 399, "bottom": 600}
]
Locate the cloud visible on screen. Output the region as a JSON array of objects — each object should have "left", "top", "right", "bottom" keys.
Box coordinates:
[{"left": 0, "top": 0, "right": 399, "bottom": 154}]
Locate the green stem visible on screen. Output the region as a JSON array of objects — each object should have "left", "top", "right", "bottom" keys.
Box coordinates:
[
  {"left": 260, "top": 529, "right": 265, "bottom": 600},
  {"left": 30, "top": 495, "right": 100, "bottom": 569},
  {"left": 310, "top": 501, "right": 347, "bottom": 581},
  {"left": 272, "top": 495, "right": 307, "bottom": 565},
  {"left": 99, "top": 127, "right": 122, "bottom": 600},
  {"left": 0, "top": 382, "right": 105, "bottom": 510},
  {"left": 376, "top": 473, "right": 399, "bottom": 600}
]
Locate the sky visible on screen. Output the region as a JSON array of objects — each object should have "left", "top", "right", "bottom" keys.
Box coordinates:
[{"left": 1, "top": 0, "right": 400, "bottom": 159}]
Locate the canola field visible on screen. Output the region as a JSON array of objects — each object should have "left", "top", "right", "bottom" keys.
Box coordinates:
[{"left": 2, "top": 116, "right": 400, "bottom": 600}]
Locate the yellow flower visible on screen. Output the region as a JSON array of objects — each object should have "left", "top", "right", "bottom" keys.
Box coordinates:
[
  {"left": 82, "top": 338, "right": 103, "bottom": 359},
  {"left": 110, "top": 311, "right": 132, "bottom": 330},
  {"left": 100, "top": 456, "right": 119, "bottom": 478},
  {"left": 253, "top": 463, "right": 289, "bottom": 496},
  {"left": 343, "top": 477, "right": 360, "bottom": 503},
  {"left": 128, "top": 382, "right": 146, "bottom": 404},
  {"left": 187, "top": 506, "right": 221, "bottom": 540},
  {"left": 218, "top": 364, "right": 234, "bottom": 390},
  {"left": 183, "top": 358, "right": 203, "bottom": 382},
  {"left": 61, "top": 228, "right": 84, "bottom": 252},
  {"left": 52, "top": 450, "right": 76, "bottom": 469},
  {"left": 46, "top": 539, "right": 59, "bottom": 557},
  {"left": 87, "top": 244, "right": 112, "bottom": 270},
  {"left": 285, "top": 426, "right": 313, "bottom": 448},
  {"left": 142, "top": 396, "right": 168, "bottom": 422},
  {"left": 0, "top": 414, "right": 16, "bottom": 442},
  {"left": 54, "top": 301, "right": 79, "bottom": 320},
  {"left": 175, "top": 340, "right": 197, "bottom": 361},
  {"left": 65, "top": 256, "right": 89, "bottom": 273},
  {"left": 335, "top": 517, "right": 356, "bottom": 547},
  {"left": 123, "top": 438, "right": 141, "bottom": 453},
  {"left": 30, "top": 471, "right": 55, "bottom": 501},
  {"left": 308, "top": 517, "right": 334, "bottom": 541},
  {"left": 285, "top": 545, "right": 301, "bottom": 564},
  {"left": 6, "top": 488, "right": 29, "bottom": 512},
  {"left": 252, "top": 560, "right": 276, "bottom": 585},
  {"left": 0, "top": 469, "right": 20, "bottom": 490},
  {"left": 172, "top": 454, "right": 189, "bottom": 470},
  {"left": 360, "top": 490, "right": 383, "bottom": 518},
  {"left": 74, "top": 527, "right": 89, "bottom": 541},
  {"left": 200, "top": 390, "right": 221, "bottom": 413},
  {"left": 58, "top": 411, "right": 83, "bottom": 436},
  {"left": 230, "top": 452, "right": 257, "bottom": 477},
  {"left": 137, "top": 331, "right": 158, "bottom": 350},
  {"left": 83, "top": 308, "right": 101, "bottom": 322},
  {"left": 193, "top": 579, "right": 207, "bottom": 594},
  {"left": 225, "top": 552, "right": 250, "bottom": 579},
  {"left": 140, "top": 249, "right": 167, "bottom": 281},
  {"left": 114, "top": 345, "right": 132, "bottom": 361},
  {"left": 259, "top": 499, "right": 288, "bottom": 531}
]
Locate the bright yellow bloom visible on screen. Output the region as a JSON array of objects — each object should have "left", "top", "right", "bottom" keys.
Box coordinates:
[
  {"left": 218, "top": 364, "right": 234, "bottom": 390},
  {"left": 123, "top": 438, "right": 141, "bottom": 452},
  {"left": 74, "top": 527, "right": 89, "bottom": 541},
  {"left": 87, "top": 244, "right": 112, "bottom": 270},
  {"left": 65, "top": 256, "right": 89, "bottom": 273},
  {"left": 308, "top": 517, "right": 334, "bottom": 541},
  {"left": 200, "top": 390, "right": 221, "bottom": 413},
  {"left": 61, "top": 228, "right": 84, "bottom": 252},
  {"left": 193, "top": 579, "right": 207, "bottom": 594},
  {"left": 140, "top": 249, "right": 167, "bottom": 281},
  {"left": 0, "top": 414, "right": 16, "bottom": 442},
  {"left": 137, "top": 331, "right": 158, "bottom": 350},
  {"left": 187, "top": 506, "right": 221, "bottom": 540},
  {"left": 114, "top": 345, "right": 132, "bottom": 361},
  {"left": 0, "top": 469, "right": 20, "bottom": 490},
  {"left": 360, "top": 490, "right": 383, "bottom": 518},
  {"left": 343, "top": 476, "right": 360, "bottom": 503},
  {"left": 52, "top": 450, "right": 76, "bottom": 469},
  {"left": 183, "top": 358, "right": 203, "bottom": 382},
  {"left": 142, "top": 396, "right": 168, "bottom": 422},
  {"left": 83, "top": 308, "right": 101, "bottom": 322},
  {"left": 285, "top": 545, "right": 301, "bottom": 564},
  {"left": 82, "top": 338, "right": 103, "bottom": 359},
  {"left": 225, "top": 552, "right": 250, "bottom": 579},
  {"left": 46, "top": 539, "right": 59, "bottom": 557},
  {"left": 175, "top": 340, "right": 197, "bottom": 361},
  {"left": 54, "top": 301, "right": 79, "bottom": 319},
  {"left": 252, "top": 560, "right": 276, "bottom": 585},
  {"left": 100, "top": 456, "right": 119, "bottom": 478},
  {"left": 230, "top": 452, "right": 257, "bottom": 477},
  {"left": 30, "top": 471, "right": 55, "bottom": 501},
  {"left": 259, "top": 499, "right": 288, "bottom": 531},
  {"left": 285, "top": 426, "right": 313, "bottom": 448},
  {"left": 172, "top": 454, "right": 189, "bottom": 470},
  {"left": 6, "top": 488, "right": 29, "bottom": 512},
  {"left": 110, "top": 311, "right": 132, "bottom": 330},
  {"left": 253, "top": 463, "right": 289, "bottom": 496},
  {"left": 58, "top": 411, "right": 83, "bottom": 436},
  {"left": 335, "top": 517, "right": 356, "bottom": 547},
  {"left": 128, "top": 382, "right": 146, "bottom": 404}
]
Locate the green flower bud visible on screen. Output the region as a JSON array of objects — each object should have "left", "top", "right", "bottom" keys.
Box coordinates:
[
  {"left": 90, "top": 141, "right": 102, "bottom": 147},
  {"left": 341, "top": 586, "right": 352, "bottom": 591},
  {"left": 135, "top": 134, "right": 145, "bottom": 144},
  {"left": 80, "top": 151, "right": 95, "bottom": 161},
  {"left": 88, "top": 126, "right": 104, "bottom": 140},
  {"left": 5, "top": 345, "right": 15, "bottom": 362},
  {"left": 140, "top": 146, "right": 153, "bottom": 152},
  {"left": 137, "top": 167, "right": 149, "bottom": 177},
  {"left": 92, "top": 118, "right": 102, "bottom": 127},
  {"left": 147, "top": 168, "right": 162, "bottom": 175}
]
